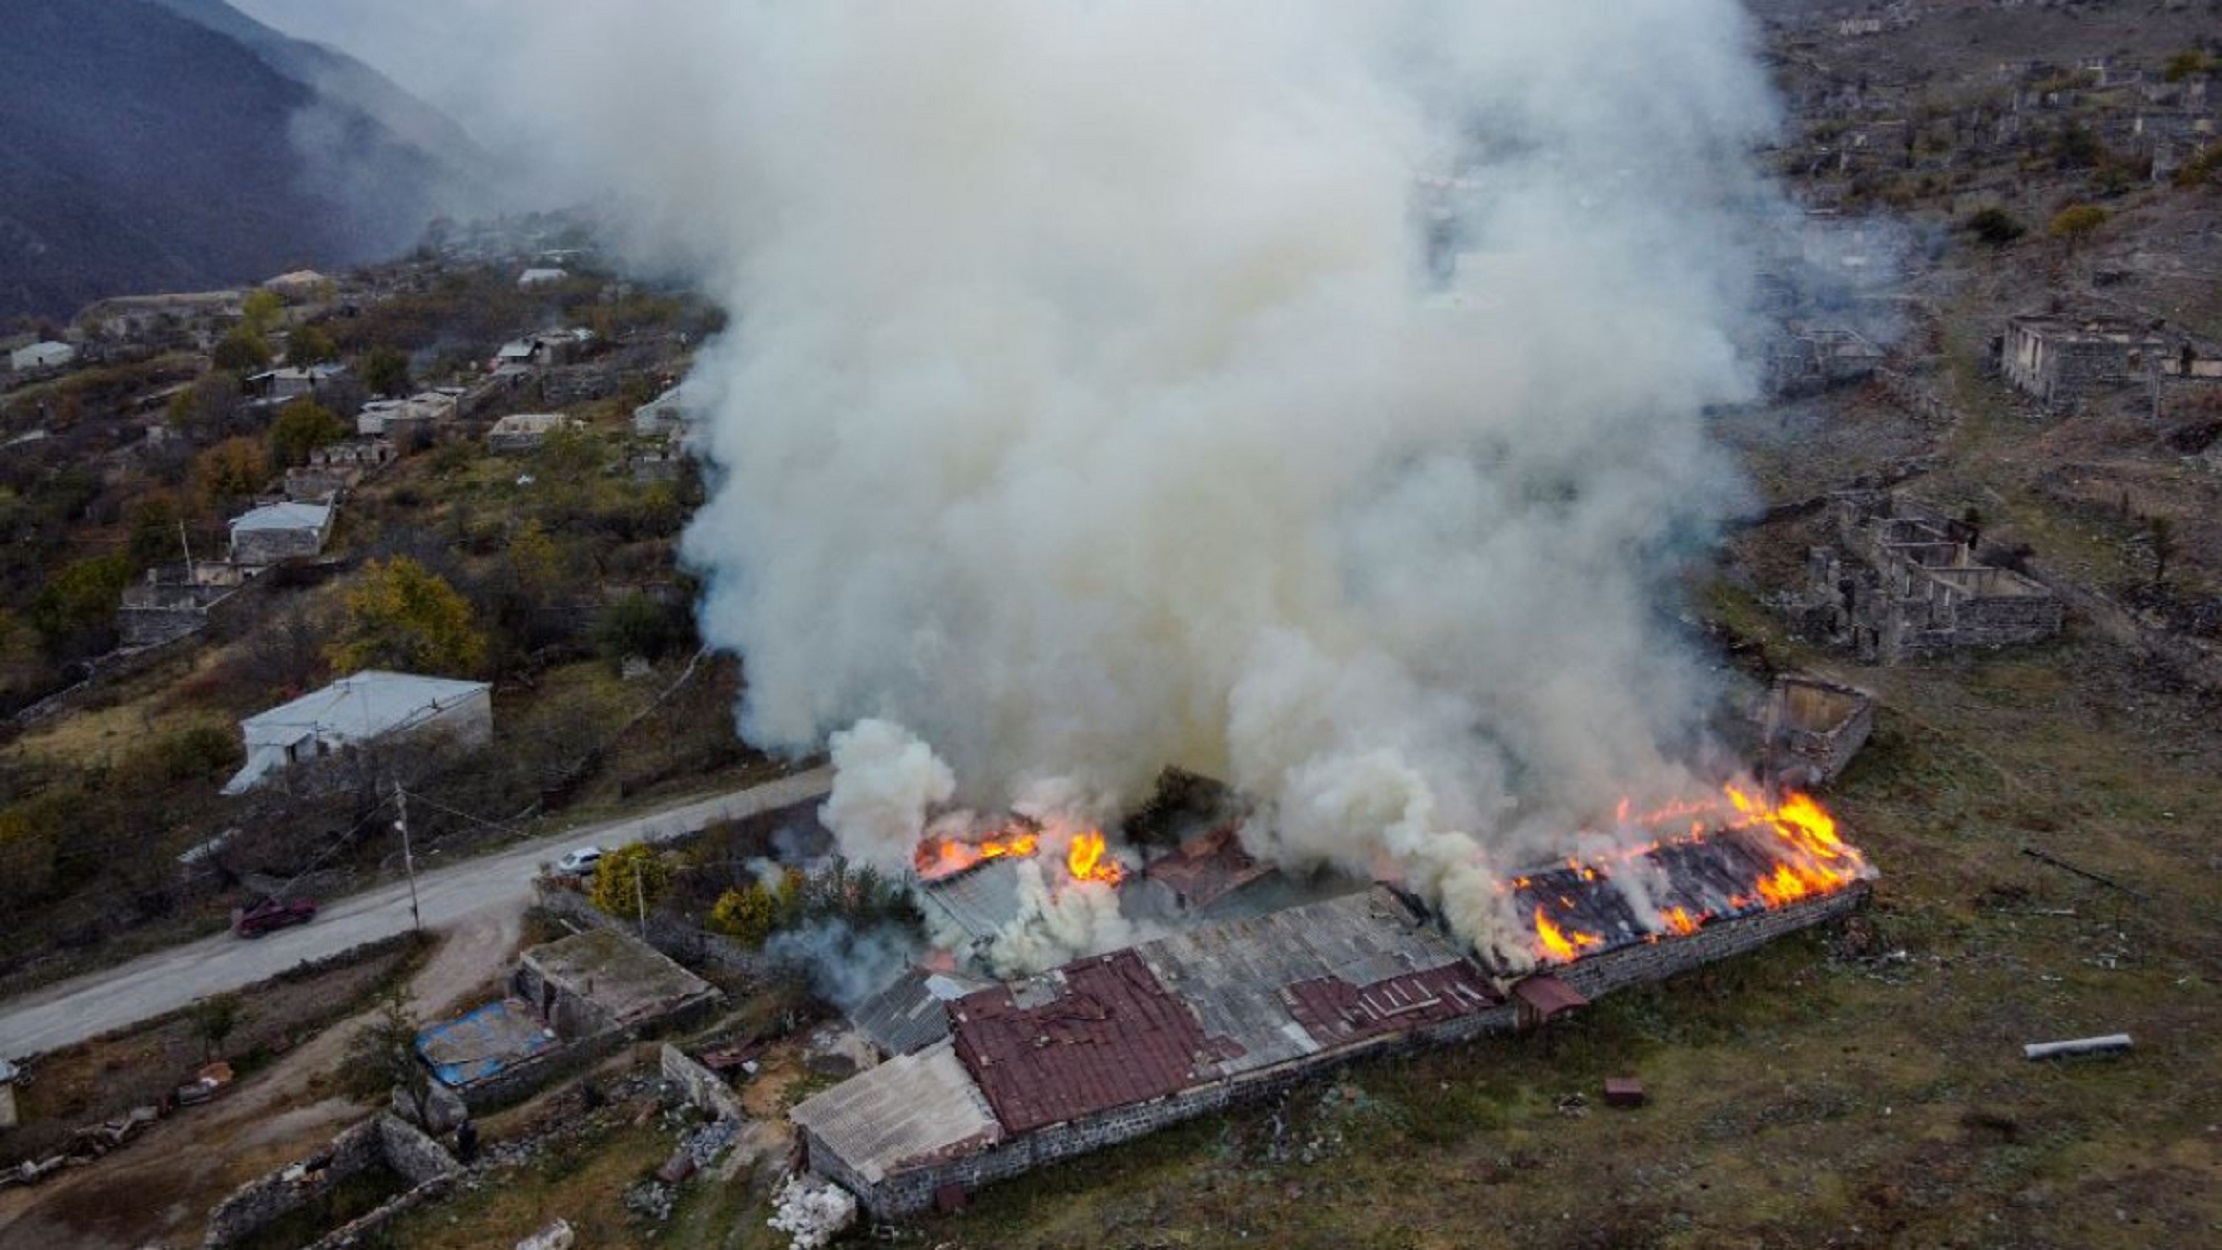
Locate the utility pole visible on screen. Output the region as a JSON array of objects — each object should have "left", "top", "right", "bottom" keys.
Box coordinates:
[
  {"left": 634, "top": 856, "right": 648, "bottom": 938},
  {"left": 395, "top": 784, "right": 422, "bottom": 935}
]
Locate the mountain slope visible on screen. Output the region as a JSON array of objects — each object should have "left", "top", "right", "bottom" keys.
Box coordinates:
[{"left": 0, "top": 0, "right": 482, "bottom": 321}]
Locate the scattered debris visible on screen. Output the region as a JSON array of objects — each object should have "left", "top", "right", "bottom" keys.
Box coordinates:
[
  {"left": 769, "top": 1174, "right": 860, "bottom": 1250},
  {"left": 515, "top": 1218, "right": 576, "bottom": 1250},
  {"left": 2024, "top": 1034, "right": 2133, "bottom": 1061}
]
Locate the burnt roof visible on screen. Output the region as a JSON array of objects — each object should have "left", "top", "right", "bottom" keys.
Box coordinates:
[
  {"left": 1143, "top": 823, "right": 1277, "bottom": 912},
  {"left": 1511, "top": 974, "right": 1588, "bottom": 1020},
  {"left": 950, "top": 950, "right": 1207, "bottom": 1135}
]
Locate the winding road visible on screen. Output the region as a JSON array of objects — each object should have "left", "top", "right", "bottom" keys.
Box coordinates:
[{"left": 0, "top": 767, "right": 833, "bottom": 1059}]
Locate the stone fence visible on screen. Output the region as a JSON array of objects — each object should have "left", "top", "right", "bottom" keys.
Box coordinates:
[
  {"left": 203, "top": 1113, "right": 458, "bottom": 1249},
  {"left": 661, "top": 1043, "right": 748, "bottom": 1122}
]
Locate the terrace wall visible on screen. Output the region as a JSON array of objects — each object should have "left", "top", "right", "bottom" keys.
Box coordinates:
[
  {"left": 829, "top": 886, "right": 1868, "bottom": 1219},
  {"left": 202, "top": 1114, "right": 458, "bottom": 1250}
]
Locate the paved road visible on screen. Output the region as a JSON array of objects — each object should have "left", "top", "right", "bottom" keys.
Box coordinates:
[{"left": 0, "top": 767, "right": 833, "bottom": 1059}]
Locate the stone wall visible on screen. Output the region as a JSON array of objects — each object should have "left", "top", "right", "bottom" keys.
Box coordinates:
[
  {"left": 661, "top": 1044, "right": 748, "bottom": 1123},
  {"left": 534, "top": 884, "right": 766, "bottom": 981},
  {"left": 1951, "top": 592, "right": 2065, "bottom": 648},
  {"left": 452, "top": 1029, "right": 629, "bottom": 1115},
  {"left": 204, "top": 1116, "right": 384, "bottom": 1247},
  {"left": 831, "top": 886, "right": 1867, "bottom": 1219},
  {"left": 232, "top": 525, "right": 326, "bottom": 566}
]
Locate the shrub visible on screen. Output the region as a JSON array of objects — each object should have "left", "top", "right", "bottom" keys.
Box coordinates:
[
  {"left": 589, "top": 843, "right": 673, "bottom": 919},
  {"left": 1964, "top": 206, "right": 2026, "bottom": 246}
]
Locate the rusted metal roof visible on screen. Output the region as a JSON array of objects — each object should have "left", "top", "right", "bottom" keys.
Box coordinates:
[
  {"left": 950, "top": 950, "right": 1208, "bottom": 1135},
  {"left": 1283, "top": 963, "right": 1502, "bottom": 1046},
  {"left": 1511, "top": 974, "right": 1588, "bottom": 1020},
  {"left": 1142, "top": 823, "right": 1277, "bottom": 912}
]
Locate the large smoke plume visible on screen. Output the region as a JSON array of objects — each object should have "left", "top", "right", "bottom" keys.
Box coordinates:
[{"left": 446, "top": 1, "right": 1788, "bottom": 968}]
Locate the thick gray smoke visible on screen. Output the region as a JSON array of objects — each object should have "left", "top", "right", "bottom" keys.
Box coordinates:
[{"left": 402, "top": 1, "right": 1787, "bottom": 969}]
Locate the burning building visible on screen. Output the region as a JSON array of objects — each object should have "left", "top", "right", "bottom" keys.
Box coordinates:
[{"left": 794, "top": 785, "right": 1873, "bottom": 1218}]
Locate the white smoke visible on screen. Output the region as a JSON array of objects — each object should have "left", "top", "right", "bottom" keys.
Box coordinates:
[{"left": 387, "top": 1, "right": 1789, "bottom": 969}]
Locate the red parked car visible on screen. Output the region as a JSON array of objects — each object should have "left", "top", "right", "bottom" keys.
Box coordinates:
[{"left": 234, "top": 897, "right": 317, "bottom": 938}]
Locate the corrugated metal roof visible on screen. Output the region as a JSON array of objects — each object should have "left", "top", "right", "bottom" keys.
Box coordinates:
[
  {"left": 951, "top": 950, "right": 1207, "bottom": 1135},
  {"left": 790, "top": 1041, "right": 999, "bottom": 1183},
  {"left": 238, "top": 670, "right": 487, "bottom": 743},
  {"left": 918, "top": 859, "right": 1026, "bottom": 945},
  {"left": 229, "top": 501, "right": 331, "bottom": 533},
  {"left": 850, "top": 966, "right": 986, "bottom": 1058}
]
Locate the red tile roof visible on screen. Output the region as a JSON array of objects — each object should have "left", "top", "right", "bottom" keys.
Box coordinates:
[{"left": 949, "top": 950, "right": 1208, "bottom": 1134}]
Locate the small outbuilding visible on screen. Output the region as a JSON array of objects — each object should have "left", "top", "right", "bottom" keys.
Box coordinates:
[{"left": 488, "top": 413, "right": 581, "bottom": 453}]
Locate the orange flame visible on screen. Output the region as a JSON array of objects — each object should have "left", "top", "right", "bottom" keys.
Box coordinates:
[
  {"left": 1066, "top": 829, "right": 1125, "bottom": 887},
  {"left": 913, "top": 828, "right": 1040, "bottom": 880},
  {"left": 1524, "top": 782, "right": 1867, "bottom": 964},
  {"left": 1534, "top": 906, "right": 1605, "bottom": 963}
]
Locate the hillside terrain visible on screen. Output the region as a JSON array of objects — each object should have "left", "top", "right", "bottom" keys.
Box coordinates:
[{"left": 0, "top": 0, "right": 484, "bottom": 321}]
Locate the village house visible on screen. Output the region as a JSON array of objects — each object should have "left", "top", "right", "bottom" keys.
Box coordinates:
[
  {"left": 260, "top": 269, "right": 330, "bottom": 302},
  {"left": 8, "top": 340, "right": 76, "bottom": 374},
  {"left": 227, "top": 500, "right": 333, "bottom": 565},
  {"left": 488, "top": 413, "right": 581, "bottom": 453},
  {"left": 285, "top": 438, "right": 397, "bottom": 502},
  {"left": 415, "top": 928, "right": 720, "bottom": 1110},
  {"left": 221, "top": 670, "right": 493, "bottom": 795},
  {"left": 517, "top": 267, "right": 569, "bottom": 288},
  {"left": 357, "top": 390, "right": 458, "bottom": 438},
  {"left": 246, "top": 363, "right": 348, "bottom": 403},
  {"left": 1999, "top": 314, "right": 2168, "bottom": 409},
  {"left": 631, "top": 378, "right": 702, "bottom": 437}
]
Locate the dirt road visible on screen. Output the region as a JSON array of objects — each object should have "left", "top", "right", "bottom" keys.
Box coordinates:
[
  {"left": 0, "top": 910, "right": 526, "bottom": 1250},
  {"left": 0, "top": 767, "right": 831, "bottom": 1059}
]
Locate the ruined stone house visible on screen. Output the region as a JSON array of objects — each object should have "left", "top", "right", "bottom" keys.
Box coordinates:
[
  {"left": 285, "top": 438, "right": 396, "bottom": 502},
  {"left": 2000, "top": 314, "right": 2168, "bottom": 409},
  {"left": 1760, "top": 673, "right": 1877, "bottom": 788},
  {"left": 117, "top": 560, "right": 249, "bottom": 646},
  {"left": 1786, "top": 491, "right": 2063, "bottom": 664}
]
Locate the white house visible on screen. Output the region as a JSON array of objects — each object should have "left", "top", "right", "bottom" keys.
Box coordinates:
[
  {"left": 246, "top": 364, "right": 348, "bottom": 402},
  {"left": 9, "top": 341, "right": 76, "bottom": 373},
  {"left": 222, "top": 671, "right": 494, "bottom": 795},
  {"left": 631, "top": 378, "right": 703, "bottom": 437},
  {"left": 517, "top": 268, "right": 569, "bottom": 288}
]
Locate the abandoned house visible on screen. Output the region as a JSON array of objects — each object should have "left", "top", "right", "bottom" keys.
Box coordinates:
[
  {"left": 357, "top": 390, "right": 458, "bottom": 438},
  {"left": 227, "top": 500, "right": 333, "bottom": 565},
  {"left": 1759, "top": 672, "right": 1877, "bottom": 788},
  {"left": 285, "top": 438, "right": 397, "bottom": 501},
  {"left": 221, "top": 670, "right": 493, "bottom": 795},
  {"left": 202, "top": 1113, "right": 459, "bottom": 1250},
  {"left": 488, "top": 412, "right": 581, "bottom": 453},
  {"left": 1784, "top": 491, "right": 2063, "bottom": 664},
  {"left": 1999, "top": 314, "right": 2168, "bottom": 409},
  {"left": 1767, "top": 326, "right": 1886, "bottom": 396},
  {"left": 795, "top": 875, "right": 1868, "bottom": 1219},
  {"left": 416, "top": 928, "right": 720, "bottom": 1109},
  {"left": 117, "top": 560, "right": 249, "bottom": 646}
]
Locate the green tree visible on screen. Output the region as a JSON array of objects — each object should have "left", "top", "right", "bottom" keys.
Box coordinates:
[
  {"left": 166, "top": 372, "right": 245, "bottom": 441},
  {"left": 240, "top": 289, "right": 284, "bottom": 337},
  {"left": 2164, "top": 50, "right": 2212, "bottom": 83},
  {"left": 267, "top": 398, "right": 348, "bottom": 468},
  {"left": 195, "top": 436, "right": 269, "bottom": 513},
  {"left": 594, "top": 593, "right": 693, "bottom": 664},
  {"left": 363, "top": 346, "right": 411, "bottom": 398},
  {"left": 343, "top": 990, "right": 432, "bottom": 1122},
  {"left": 589, "top": 843, "right": 673, "bottom": 920},
  {"left": 2048, "top": 203, "right": 2110, "bottom": 246},
  {"left": 328, "top": 557, "right": 490, "bottom": 677},
  {"left": 126, "top": 492, "right": 187, "bottom": 570},
  {"left": 29, "top": 553, "right": 132, "bottom": 655},
  {"left": 708, "top": 883, "right": 776, "bottom": 947},
  {"left": 287, "top": 325, "right": 339, "bottom": 367},
  {"left": 192, "top": 992, "right": 243, "bottom": 1062},
  {"left": 1963, "top": 206, "right": 2025, "bottom": 247},
  {"left": 211, "top": 327, "right": 272, "bottom": 376}
]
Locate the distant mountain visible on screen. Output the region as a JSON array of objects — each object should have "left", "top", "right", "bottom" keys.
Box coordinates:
[{"left": 0, "top": 0, "right": 491, "bottom": 321}]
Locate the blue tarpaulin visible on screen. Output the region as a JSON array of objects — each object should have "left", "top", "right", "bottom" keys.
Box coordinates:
[{"left": 415, "top": 999, "right": 559, "bottom": 1088}]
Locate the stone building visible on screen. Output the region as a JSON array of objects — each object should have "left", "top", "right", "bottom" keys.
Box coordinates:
[
  {"left": 357, "top": 391, "right": 458, "bottom": 438},
  {"left": 1760, "top": 673, "right": 1877, "bottom": 788},
  {"left": 2000, "top": 314, "right": 2167, "bottom": 409},
  {"left": 284, "top": 439, "right": 396, "bottom": 502},
  {"left": 227, "top": 500, "right": 333, "bottom": 566},
  {"left": 487, "top": 412, "right": 581, "bottom": 453},
  {"left": 1786, "top": 491, "right": 2063, "bottom": 664},
  {"left": 202, "top": 1114, "right": 458, "bottom": 1249},
  {"left": 793, "top": 879, "right": 1867, "bottom": 1218},
  {"left": 118, "top": 561, "right": 249, "bottom": 646}
]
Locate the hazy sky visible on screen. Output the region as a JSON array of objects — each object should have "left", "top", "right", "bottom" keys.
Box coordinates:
[{"left": 229, "top": 0, "right": 503, "bottom": 118}]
